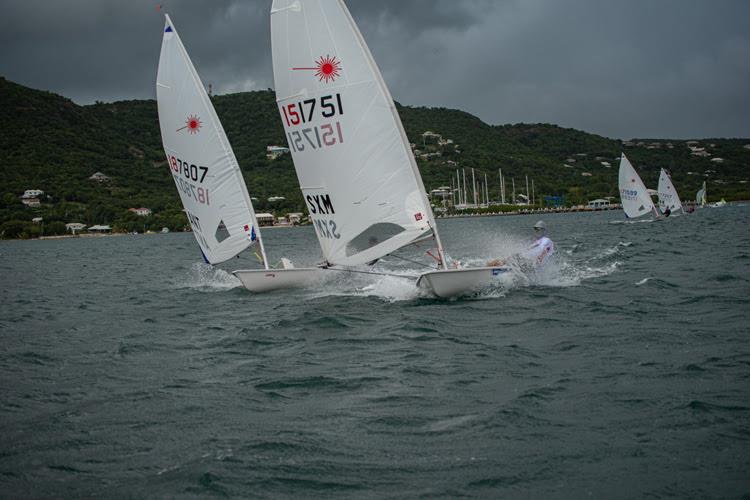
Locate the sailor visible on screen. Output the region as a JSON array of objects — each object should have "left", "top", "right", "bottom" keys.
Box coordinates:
[
  {"left": 524, "top": 220, "right": 554, "bottom": 265},
  {"left": 487, "top": 220, "right": 554, "bottom": 267}
]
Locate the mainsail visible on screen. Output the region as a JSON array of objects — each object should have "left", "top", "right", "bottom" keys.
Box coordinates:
[
  {"left": 156, "top": 15, "right": 267, "bottom": 265},
  {"left": 270, "top": 0, "right": 444, "bottom": 268},
  {"left": 618, "top": 154, "right": 658, "bottom": 218},
  {"left": 657, "top": 168, "right": 683, "bottom": 213},
  {"left": 696, "top": 182, "right": 707, "bottom": 207}
]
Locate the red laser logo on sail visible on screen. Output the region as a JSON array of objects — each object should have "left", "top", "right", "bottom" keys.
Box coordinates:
[
  {"left": 292, "top": 55, "right": 342, "bottom": 83},
  {"left": 177, "top": 114, "right": 202, "bottom": 134}
]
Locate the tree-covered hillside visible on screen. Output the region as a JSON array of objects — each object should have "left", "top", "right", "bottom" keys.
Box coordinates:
[{"left": 1, "top": 76, "right": 748, "bottom": 238}]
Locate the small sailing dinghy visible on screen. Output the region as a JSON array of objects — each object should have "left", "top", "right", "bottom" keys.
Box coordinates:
[
  {"left": 657, "top": 168, "right": 683, "bottom": 215},
  {"left": 696, "top": 181, "right": 707, "bottom": 207},
  {"left": 618, "top": 154, "right": 661, "bottom": 219},
  {"left": 270, "top": 0, "right": 511, "bottom": 298},
  {"left": 156, "top": 15, "right": 321, "bottom": 292}
]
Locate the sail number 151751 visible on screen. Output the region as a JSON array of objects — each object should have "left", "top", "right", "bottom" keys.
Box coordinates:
[{"left": 281, "top": 94, "right": 343, "bottom": 127}]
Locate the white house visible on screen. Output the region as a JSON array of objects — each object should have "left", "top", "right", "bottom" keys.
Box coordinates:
[
  {"left": 266, "top": 146, "right": 290, "bottom": 160},
  {"left": 66, "top": 223, "right": 87, "bottom": 234},
  {"left": 255, "top": 213, "right": 275, "bottom": 226},
  {"left": 587, "top": 199, "right": 610, "bottom": 209},
  {"left": 89, "top": 172, "right": 110, "bottom": 182},
  {"left": 128, "top": 207, "right": 152, "bottom": 216},
  {"left": 22, "top": 189, "right": 44, "bottom": 199}
]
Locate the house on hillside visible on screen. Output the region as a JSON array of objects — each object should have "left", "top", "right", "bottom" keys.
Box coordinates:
[
  {"left": 22, "top": 189, "right": 44, "bottom": 199},
  {"left": 266, "top": 146, "right": 290, "bottom": 160},
  {"left": 66, "top": 223, "right": 87, "bottom": 234},
  {"left": 128, "top": 207, "right": 152, "bottom": 216},
  {"left": 89, "top": 172, "right": 110, "bottom": 182}
]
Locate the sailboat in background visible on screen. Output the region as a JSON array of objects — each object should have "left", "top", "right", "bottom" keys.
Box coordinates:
[
  {"left": 618, "top": 154, "right": 660, "bottom": 219},
  {"left": 695, "top": 181, "right": 707, "bottom": 207},
  {"left": 270, "top": 0, "right": 511, "bottom": 298},
  {"left": 156, "top": 15, "right": 321, "bottom": 292},
  {"left": 657, "top": 168, "right": 683, "bottom": 214}
]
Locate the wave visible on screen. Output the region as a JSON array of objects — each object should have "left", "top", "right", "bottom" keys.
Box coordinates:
[
  {"left": 609, "top": 218, "right": 658, "bottom": 225},
  {"left": 173, "top": 263, "right": 241, "bottom": 292}
]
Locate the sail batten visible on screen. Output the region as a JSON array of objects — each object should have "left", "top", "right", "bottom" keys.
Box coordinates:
[{"left": 271, "top": 0, "right": 442, "bottom": 267}]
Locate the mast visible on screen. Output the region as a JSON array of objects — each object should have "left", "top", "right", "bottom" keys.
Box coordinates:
[
  {"left": 456, "top": 169, "right": 461, "bottom": 206},
  {"left": 512, "top": 178, "right": 516, "bottom": 205},
  {"left": 531, "top": 178, "right": 535, "bottom": 207},
  {"left": 526, "top": 175, "right": 530, "bottom": 205},
  {"left": 472, "top": 168, "right": 477, "bottom": 206},
  {"left": 463, "top": 169, "right": 468, "bottom": 208},
  {"left": 499, "top": 168, "right": 505, "bottom": 204},
  {"left": 484, "top": 173, "right": 489, "bottom": 205}
]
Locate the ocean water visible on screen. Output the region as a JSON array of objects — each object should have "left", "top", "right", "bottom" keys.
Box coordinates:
[{"left": 1, "top": 206, "right": 749, "bottom": 498}]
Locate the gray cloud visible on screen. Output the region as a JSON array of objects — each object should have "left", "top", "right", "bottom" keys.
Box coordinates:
[{"left": 1, "top": 0, "right": 748, "bottom": 138}]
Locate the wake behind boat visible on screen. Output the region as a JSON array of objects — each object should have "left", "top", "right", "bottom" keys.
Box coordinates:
[{"left": 156, "top": 15, "right": 321, "bottom": 292}]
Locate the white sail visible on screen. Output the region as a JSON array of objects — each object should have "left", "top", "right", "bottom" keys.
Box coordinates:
[
  {"left": 696, "top": 182, "right": 707, "bottom": 206},
  {"left": 270, "top": 0, "right": 443, "bottom": 267},
  {"left": 618, "top": 154, "right": 658, "bottom": 218},
  {"left": 156, "top": 15, "right": 266, "bottom": 265},
  {"left": 657, "top": 168, "right": 683, "bottom": 213}
]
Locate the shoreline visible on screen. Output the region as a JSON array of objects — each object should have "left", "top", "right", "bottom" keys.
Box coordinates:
[{"left": 3, "top": 202, "right": 740, "bottom": 242}]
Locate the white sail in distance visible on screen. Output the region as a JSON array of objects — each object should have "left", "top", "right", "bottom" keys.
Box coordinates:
[
  {"left": 270, "top": 0, "right": 444, "bottom": 267},
  {"left": 657, "top": 168, "right": 683, "bottom": 213},
  {"left": 696, "top": 182, "right": 707, "bottom": 206},
  {"left": 156, "top": 15, "right": 266, "bottom": 265},
  {"left": 618, "top": 154, "right": 658, "bottom": 218}
]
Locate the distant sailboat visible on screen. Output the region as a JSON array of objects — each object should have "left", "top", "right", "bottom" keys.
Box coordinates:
[
  {"left": 657, "top": 168, "right": 683, "bottom": 214},
  {"left": 618, "top": 154, "right": 660, "bottom": 219},
  {"left": 695, "top": 181, "right": 707, "bottom": 207},
  {"left": 156, "top": 14, "right": 321, "bottom": 292},
  {"left": 270, "top": 0, "right": 511, "bottom": 297}
]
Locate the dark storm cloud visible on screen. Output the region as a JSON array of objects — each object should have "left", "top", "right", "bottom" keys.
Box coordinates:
[{"left": 1, "top": 0, "right": 748, "bottom": 138}]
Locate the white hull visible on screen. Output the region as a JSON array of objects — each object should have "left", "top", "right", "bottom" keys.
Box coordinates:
[
  {"left": 417, "top": 266, "right": 514, "bottom": 298},
  {"left": 232, "top": 268, "right": 323, "bottom": 292}
]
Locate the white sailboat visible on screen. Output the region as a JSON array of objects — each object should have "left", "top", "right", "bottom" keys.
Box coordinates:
[
  {"left": 618, "top": 154, "right": 660, "bottom": 219},
  {"left": 695, "top": 181, "right": 707, "bottom": 207},
  {"left": 657, "top": 168, "right": 683, "bottom": 214},
  {"left": 270, "top": 0, "right": 510, "bottom": 298},
  {"left": 156, "top": 15, "right": 321, "bottom": 292}
]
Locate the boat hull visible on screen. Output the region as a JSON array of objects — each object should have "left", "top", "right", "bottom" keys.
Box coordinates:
[
  {"left": 417, "top": 266, "right": 514, "bottom": 298},
  {"left": 232, "top": 268, "right": 323, "bottom": 293}
]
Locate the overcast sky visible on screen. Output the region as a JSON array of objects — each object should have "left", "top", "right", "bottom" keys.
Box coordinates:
[{"left": 1, "top": 0, "right": 748, "bottom": 139}]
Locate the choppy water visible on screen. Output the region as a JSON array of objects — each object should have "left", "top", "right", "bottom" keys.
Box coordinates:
[{"left": 1, "top": 206, "right": 749, "bottom": 498}]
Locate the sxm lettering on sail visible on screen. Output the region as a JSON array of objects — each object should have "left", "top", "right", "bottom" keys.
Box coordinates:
[{"left": 305, "top": 192, "right": 340, "bottom": 239}]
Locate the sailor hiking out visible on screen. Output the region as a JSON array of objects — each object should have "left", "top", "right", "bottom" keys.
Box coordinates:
[{"left": 487, "top": 220, "right": 554, "bottom": 268}]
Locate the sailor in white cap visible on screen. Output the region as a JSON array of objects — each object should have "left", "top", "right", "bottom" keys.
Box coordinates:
[
  {"left": 524, "top": 220, "right": 554, "bottom": 265},
  {"left": 487, "top": 220, "right": 554, "bottom": 267}
]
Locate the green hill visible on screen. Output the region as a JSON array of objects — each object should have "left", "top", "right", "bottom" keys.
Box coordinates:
[{"left": 1, "top": 76, "right": 748, "bottom": 238}]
